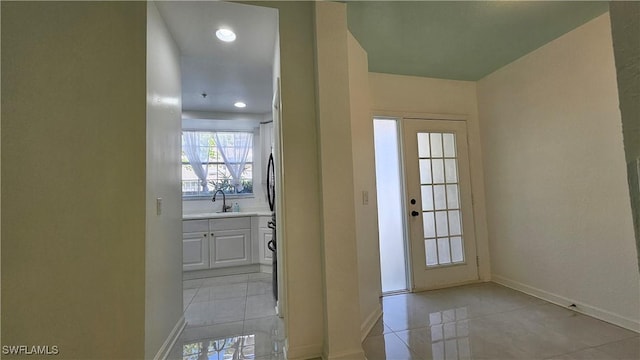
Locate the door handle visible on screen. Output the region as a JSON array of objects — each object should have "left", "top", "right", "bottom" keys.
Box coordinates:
[
  {"left": 411, "top": 211, "right": 420, "bottom": 217},
  {"left": 267, "top": 239, "right": 276, "bottom": 252}
]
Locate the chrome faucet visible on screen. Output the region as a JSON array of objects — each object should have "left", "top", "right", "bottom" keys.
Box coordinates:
[{"left": 212, "top": 190, "right": 231, "bottom": 212}]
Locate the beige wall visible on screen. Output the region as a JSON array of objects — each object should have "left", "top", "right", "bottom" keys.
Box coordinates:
[
  {"left": 276, "top": 3, "right": 324, "bottom": 357},
  {"left": 242, "top": 2, "right": 325, "bottom": 358},
  {"left": 1, "top": 2, "right": 147, "bottom": 358},
  {"left": 145, "top": 2, "right": 184, "bottom": 357},
  {"left": 478, "top": 13, "right": 640, "bottom": 331},
  {"left": 314, "top": 3, "right": 365, "bottom": 359},
  {"left": 368, "top": 73, "right": 492, "bottom": 282},
  {"left": 609, "top": 1, "right": 640, "bottom": 270},
  {"left": 347, "top": 33, "right": 383, "bottom": 339}
]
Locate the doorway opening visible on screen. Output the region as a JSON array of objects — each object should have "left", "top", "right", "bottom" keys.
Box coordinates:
[
  {"left": 373, "top": 118, "right": 409, "bottom": 293},
  {"left": 153, "top": 2, "right": 286, "bottom": 359}
]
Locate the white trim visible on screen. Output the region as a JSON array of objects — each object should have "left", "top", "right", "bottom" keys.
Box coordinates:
[
  {"left": 325, "top": 349, "right": 367, "bottom": 360},
  {"left": 396, "top": 118, "right": 413, "bottom": 293},
  {"left": 182, "top": 264, "right": 261, "bottom": 280},
  {"left": 412, "top": 279, "right": 483, "bottom": 293},
  {"left": 492, "top": 274, "right": 640, "bottom": 333},
  {"left": 360, "top": 306, "right": 383, "bottom": 342},
  {"left": 284, "top": 340, "right": 324, "bottom": 360},
  {"left": 372, "top": 110, "right": 468, "bottom": 122},
  {"left": 153, "top": 315, "right": 186, "bottom": 360}
]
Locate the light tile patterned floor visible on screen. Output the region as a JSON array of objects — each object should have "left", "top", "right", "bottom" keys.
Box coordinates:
[
  {"left": 170, "top": 277, "right": 639, "bottom": 360},
  {"left": 363, "top": 282, "right": 639, "bottom": 360},
  {"left": 168, "top": 273, "right": 284, "bottom": 360}
]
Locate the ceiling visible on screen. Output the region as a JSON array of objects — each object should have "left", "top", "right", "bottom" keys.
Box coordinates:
[
  {"left": 156, "top": 1, "right": 278, "bottom": 114},
  {"left": 347, "top": 1, "right": 609, "bottom": 81},
  {"left": 155, "top": 1, "right": 609, "bottom": 114}
]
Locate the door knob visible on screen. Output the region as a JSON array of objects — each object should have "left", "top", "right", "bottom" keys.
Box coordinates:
[{"left": 411, "top": 211, "right": 420, "bottom": 217}]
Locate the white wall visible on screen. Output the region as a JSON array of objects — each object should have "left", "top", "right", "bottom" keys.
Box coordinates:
[
  {"left": 347, "top": 32, "right": 383, "bottom": 340},
  {"left": 146, "top": 2, "right": 184, "bottom": 357},
  {"left": 368, "top": 73, "right": 492, "bottom": 282},
  {"left": 477, "top": 13, "right": 640, "bottom": 331}
]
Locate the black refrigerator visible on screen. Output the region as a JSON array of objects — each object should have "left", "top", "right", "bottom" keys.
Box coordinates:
[{"left": 266, "top": 153, "right": 277, "bottom": 301}]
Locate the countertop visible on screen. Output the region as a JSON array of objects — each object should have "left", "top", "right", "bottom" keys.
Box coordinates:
[{"left": 183, "top": 211, "right": 272, "bottom": 220}]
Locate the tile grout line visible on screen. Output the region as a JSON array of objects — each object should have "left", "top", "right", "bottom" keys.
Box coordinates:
[
  {"left": 381, "top": 300, "right": 550, "bottom": 335},
  {"left": 546, "top": 333, "right": 640, "bottom": 360},
  {"left": 182, "top": 277, "right": 274, "bottom": 326},
  {"left": 242, "top": 278, "right": 250, "bottom": 335},
  {"left": 382, "top": 303, "right": 637, "bottom": 359}
]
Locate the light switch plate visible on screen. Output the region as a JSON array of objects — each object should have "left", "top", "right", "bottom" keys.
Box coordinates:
[{"left": 156, "top": 197, "right": 163, "bottom": 216}]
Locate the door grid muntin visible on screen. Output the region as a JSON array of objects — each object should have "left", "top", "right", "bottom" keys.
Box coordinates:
[{"left": 417, "top": 132, "right": 465, "bottom": 267}]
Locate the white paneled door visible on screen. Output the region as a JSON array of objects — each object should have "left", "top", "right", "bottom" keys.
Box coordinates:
[{"left": 403, "top": 119, "right": 478, "bottom": 290}]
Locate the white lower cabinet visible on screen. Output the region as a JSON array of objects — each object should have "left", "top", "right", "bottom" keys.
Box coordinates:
[
  {"left": 257, "top": 215, "right": 274, "bottom": 265},
  {"left": 182, "top": 220, "right": 210, "bottom": 271},
  {"left": 258, "top": 228, "right": 273, "bottom": 265},
  {"left": 182, "top": 217, "right": 255, "bottom": 271},
  {"left": 209, "top": 229, "right": 251, "bottom": 268},
  {"left": 182, "top": 232, "right": 209, "bottom": 271}
]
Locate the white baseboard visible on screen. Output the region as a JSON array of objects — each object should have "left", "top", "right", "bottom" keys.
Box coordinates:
[
  {"left": 412, "top": 279, "right": 483, "bottom": 293},
  {"left": 153, "top": 315, "right": 186, "bottom": 360},
  {"left": 360, "top": 306, "right": 382, "bottom": 342},
  {"left": 492, "top": 274, "right": 640, "bottom": 333},
  {"left": 183, "top": 265, "right": 261, "bottom": 280},
  {"left": 325, "top": 348, "right": 367, "bottom": 360},
  {"left": 284, "top": 339, "right": 323, "bottom": 360}
]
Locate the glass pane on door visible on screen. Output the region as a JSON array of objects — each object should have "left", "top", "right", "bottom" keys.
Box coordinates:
[{"left": 417, "top": 132, "right": 465, "bottom": 267}]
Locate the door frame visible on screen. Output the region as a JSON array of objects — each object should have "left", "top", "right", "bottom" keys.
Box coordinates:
[{"left": 373, "top": 111, "right": 481, "bottom": 292}]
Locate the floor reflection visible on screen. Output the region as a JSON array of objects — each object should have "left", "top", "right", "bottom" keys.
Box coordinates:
[
  {"left": 182, "top": 335, "right": 255, "bottom": 360},
  {"left": 429, "top": 307, "right": 470, "bottom": 360},
  {"left": 179, "top": 324, "right": 286, "bottom": 360},
  {"left": 173, "top": 273, "right": 285, "bottom": 360},
  {"left": 365, "top": 283, "right": 639, "bottom": 359}
]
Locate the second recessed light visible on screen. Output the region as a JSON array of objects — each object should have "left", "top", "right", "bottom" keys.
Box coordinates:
[
  {"left": 215, "top": 28, "right": 236, "bottom": 42},
  {"left": 234, "top": 102, "right": 246, "bottom": 108}
]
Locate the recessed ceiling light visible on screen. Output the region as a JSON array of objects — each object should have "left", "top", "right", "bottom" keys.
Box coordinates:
[
  {"left": 234, "top": 101, "right": 246, "bottom": 108},
  {"left": 215, "top": 28, "right": 236, "bottom": 42}
]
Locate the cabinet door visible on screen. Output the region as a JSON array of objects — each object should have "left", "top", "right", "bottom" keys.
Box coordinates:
[
  {"left": 183, "top": 232, "right": 209, "bottom": 271},
  {"left": 210, "top": 229, "right": 252, "bottom": 268},
  {"left": 258, "top": 228, "right": 274, "bottom": 265}
]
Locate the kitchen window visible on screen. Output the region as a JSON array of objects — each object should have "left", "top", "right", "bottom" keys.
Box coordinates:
[{"left": 182, "top": 130, "right": 253, "bottom": 198}]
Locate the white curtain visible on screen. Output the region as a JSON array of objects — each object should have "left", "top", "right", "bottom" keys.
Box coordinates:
[
  {"left": 215, "top": 132, "right": 253, "bottom": 192},
  {"left": 183, "top": 131, "right": 211, "bottom": 193}
]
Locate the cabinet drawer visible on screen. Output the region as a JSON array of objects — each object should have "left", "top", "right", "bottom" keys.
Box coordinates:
[
  {"left": 183, "top": 220, "right": 209, "bottom": 233},
  {"left": 209, "top": 217, "right": 251, "bottom": 231}
]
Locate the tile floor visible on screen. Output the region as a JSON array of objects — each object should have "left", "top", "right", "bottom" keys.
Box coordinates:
[
  {"left": 169, "top": 277, "right": 639, "bottom": 360},
  {"left": 168, "top": 272, "right": 284, "bottom": 360},
  {"left": 363, "top": 282, "right": 639, "bottom": 360}
]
